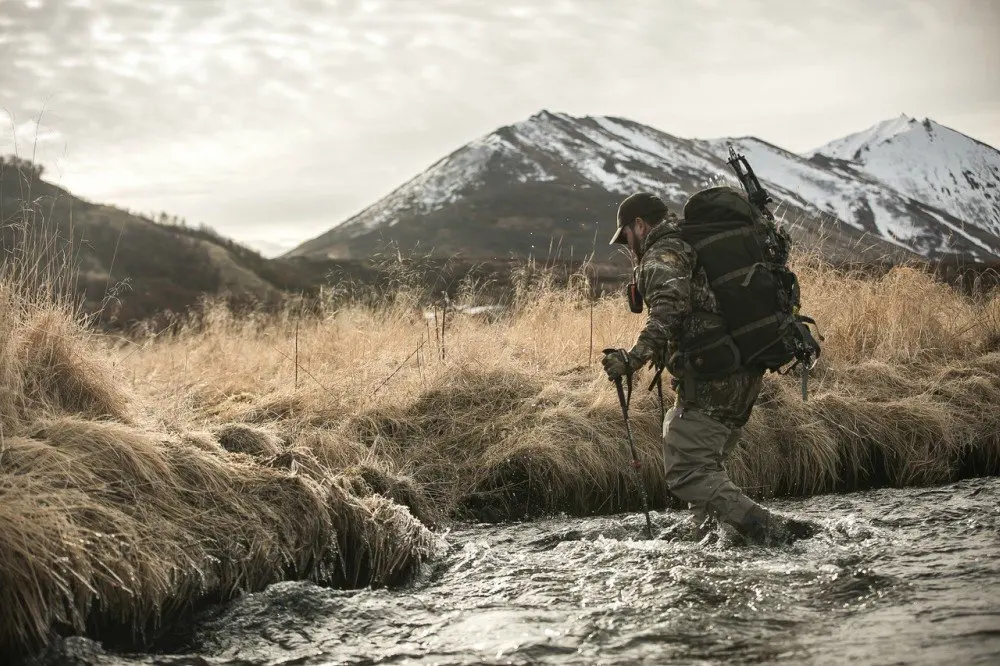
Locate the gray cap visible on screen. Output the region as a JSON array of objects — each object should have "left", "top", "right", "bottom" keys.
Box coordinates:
[{"left": 609, "top": 192, "right": 668, "bottom": 245}]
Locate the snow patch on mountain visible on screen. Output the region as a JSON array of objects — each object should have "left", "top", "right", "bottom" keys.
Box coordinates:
[
  {"left": 806, "top": 114, "right": 918, "bottom": 162},
  {"left": 407, "top": 134, "right": 506, "bottom": 214},
  {"left": 920, "top": 207, "right": 996, "bottom": 255},
  {"left": 590, "top": 117, "right": 719, "bottom": 174},
  {"left": 336, "top": 132, "right": 532, "bottom": 235},
  {"left": 289, "top": 110, "right": 1000, "bottom": 262},
  {"left": 703, "top": 138, "right": 918, "bottom": 253},
  {"left": 509, "top": 112, "right": 718, "bottom": 200},
  {"left": 512, "top": 116, "right": 624, "bottom": 192},
  {"left": 809, "top": 116, "right": 1000, "bottom": 237}
]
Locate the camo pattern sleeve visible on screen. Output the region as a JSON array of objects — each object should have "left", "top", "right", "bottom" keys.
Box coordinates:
[{"left": 628, "top": 230, "right": 695, "bottom": 367}]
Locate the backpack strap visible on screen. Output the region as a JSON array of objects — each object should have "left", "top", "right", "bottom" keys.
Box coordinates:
[
  {"left": 708, "top": 262, "right": 765, "bottom": 289},
  {"left": 691, "top": 226, "right": 755, "bottom": 252}
]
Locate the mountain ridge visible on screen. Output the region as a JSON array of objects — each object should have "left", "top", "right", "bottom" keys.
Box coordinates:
[
  {"left": 287, "top": 110, "right": 1000, "bottom": 264},
  {"left": 807, "top": 113, "right": 999, "bottom": 160},
  {"left": 0, "top": 157, "right": 287, "bottom": 326}
]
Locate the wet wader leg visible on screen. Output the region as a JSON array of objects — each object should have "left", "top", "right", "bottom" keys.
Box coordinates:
[
  {"left": 686, "top": 426, "right": 744, "bottom": 526},
  {"left": 661, "top": 407, "right": 762, "bottom": 527}
]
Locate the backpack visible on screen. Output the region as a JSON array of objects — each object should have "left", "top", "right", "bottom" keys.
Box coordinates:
[{"left": 670, "top": 186, "right": 821, "bottom": 377}]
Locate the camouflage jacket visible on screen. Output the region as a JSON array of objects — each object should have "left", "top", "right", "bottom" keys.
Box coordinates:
[{"left": 628, "top": 220, "right": 722, "bottom": 368}]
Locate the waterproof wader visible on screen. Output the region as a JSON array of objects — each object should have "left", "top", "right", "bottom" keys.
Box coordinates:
[{"left": 661, "top": 368, "right": 765, "bottom": 529}]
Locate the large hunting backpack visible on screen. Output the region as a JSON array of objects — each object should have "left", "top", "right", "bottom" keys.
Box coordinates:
[{"left": 669, "top": 186, "right": 821, "bottom": 378}]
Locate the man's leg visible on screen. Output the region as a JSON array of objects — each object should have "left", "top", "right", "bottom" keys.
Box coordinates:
[
  {"left": 664, "top": 369, "right": 819, "bottom": 544},
  {"left": 676, "top": 423, "right": 742, "bottom": 528},
  {"left": 661, "top": 407, "right": 764, "bottom": 527},
  {"left": 662, "top": 404, "right": 819, "bottom": 545}
]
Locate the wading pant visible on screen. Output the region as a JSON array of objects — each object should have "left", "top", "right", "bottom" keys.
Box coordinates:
[{"left": 661, "top": 407, "right": 763, "bottom": 527}]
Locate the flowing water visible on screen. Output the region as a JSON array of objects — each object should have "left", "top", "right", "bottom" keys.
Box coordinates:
[{"left": 32, "top": 478, "right": 1000, "bottom": 666}]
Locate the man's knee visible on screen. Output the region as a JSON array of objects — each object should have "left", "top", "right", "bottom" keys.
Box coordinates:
[
  {"left": 664, "top": 465, "right": 714, "bottom": 507},
  {"left": 664, "top": 458, "right": 698, "bottom": 494},
  {"left": 662, "top": 407, "right": 735, "bottom": 500},
  {"left": 664, "top": 448, "right": 757, "bottom": 525}
]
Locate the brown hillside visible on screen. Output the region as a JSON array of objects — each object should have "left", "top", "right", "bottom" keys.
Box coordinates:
[{"left": 0, "top": 157, "right": 282, "bottom": 327}]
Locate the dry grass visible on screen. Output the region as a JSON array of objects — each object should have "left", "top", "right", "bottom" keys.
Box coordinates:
[
  {"left": 119, "top": 255, "right": 1000, "bottom": 521},
  {"left": 3, "top": 235, "right": 1000, "bottom": 658},
  {"left": 0, "top": 272, "right": 435, "bottom": 656}
]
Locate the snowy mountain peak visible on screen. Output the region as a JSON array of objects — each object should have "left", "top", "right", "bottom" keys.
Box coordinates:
[
  {"left": 528, "top": 109, "right": 569, "bottom": 122},
  {"left": 808, "top": 114, "right": 918, "bottom": 161},
  {"left": 808, "top": 115, "right": 1000, "bottom": 235}
]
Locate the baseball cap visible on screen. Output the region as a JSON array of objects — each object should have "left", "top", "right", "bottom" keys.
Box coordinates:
[{"left": 609, "top": 192, "right": 668, "bottom": 245}]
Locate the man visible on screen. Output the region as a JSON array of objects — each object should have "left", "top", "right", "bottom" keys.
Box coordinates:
[{"left": 602, "top": 191, "right": 816, "bottom": 545}]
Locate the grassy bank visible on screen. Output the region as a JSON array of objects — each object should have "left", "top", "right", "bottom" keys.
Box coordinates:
[
  {"left": 0, "top": 282, "right": 436, "bottom": 657},
  {"left": 120, "top": 256, "right": 1000, "bottom": 521},
  {"left": 3, "top": 250, "right": 1000, "bottom": 657}
]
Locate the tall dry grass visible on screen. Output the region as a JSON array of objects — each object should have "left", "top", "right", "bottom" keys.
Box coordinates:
[
  {"left": 0, "top": 206, "right": 435, "bottom": 657},
  {"left": 119, "top": 254, "right": 1000, "bottom": 523}
]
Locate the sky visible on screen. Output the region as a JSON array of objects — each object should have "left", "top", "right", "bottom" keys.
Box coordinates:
[{"left": 2, "top": 0, "right": 999, "bottom": 256}]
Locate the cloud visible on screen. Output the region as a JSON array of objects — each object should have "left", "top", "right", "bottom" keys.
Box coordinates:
[
  {"left": 0, "top": 0, "right": 997, "bottom": 252},
  {"left": 6, "top": 118, "right": 64, "bottom": 150}
]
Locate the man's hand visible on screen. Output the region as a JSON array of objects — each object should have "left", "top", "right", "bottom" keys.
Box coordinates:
[{"left": 602, "top": 348, "right": 638, "bottom": 381}]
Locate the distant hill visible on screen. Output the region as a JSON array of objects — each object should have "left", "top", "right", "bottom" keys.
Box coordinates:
[
  {"left": 0, "top": 158, "right": 596, "bottom": 328},
  {"left": 0, "top": 156, "right": 286, "bottom": 327},
  {"left": 287, "top": 111, "right": 1000, "bottom": 265},
  {"left": 806, "top": 114, "right": 1000, "bottom": 238}
]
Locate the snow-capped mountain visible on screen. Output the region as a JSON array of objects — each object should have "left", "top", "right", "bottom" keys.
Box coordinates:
[
  {"left": 807, "top": 113, "right": 1000, "bottom": 237},
  {"left": 287, "top": 111, "right": 1000, "bottom": 265}
]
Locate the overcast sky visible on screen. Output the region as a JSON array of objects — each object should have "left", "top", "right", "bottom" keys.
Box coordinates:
[{"left": 2, "top": 0, "right": 998, "bottom": 256}]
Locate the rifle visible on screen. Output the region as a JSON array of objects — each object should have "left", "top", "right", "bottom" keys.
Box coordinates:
[
  {"left": 727, "top": 145, "right": 790, "bottom": 267},
  {"left": 726, "top": 145, "right": 775, "bottom": 221}
]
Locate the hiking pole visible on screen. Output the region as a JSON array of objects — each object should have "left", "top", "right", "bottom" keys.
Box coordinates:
[{"left": 604, "top": 348, "right": 654, "bottom": 539}]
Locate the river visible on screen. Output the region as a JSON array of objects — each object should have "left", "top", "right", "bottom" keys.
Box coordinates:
[{"left": 30, "top": 477, "right": 1000, "bottom": 665}]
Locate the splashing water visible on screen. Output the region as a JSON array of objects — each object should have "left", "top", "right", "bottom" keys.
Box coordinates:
[{"left": 29, "top": 478, "right": 1000, "bottom": 665}]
